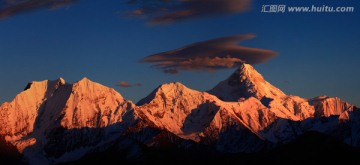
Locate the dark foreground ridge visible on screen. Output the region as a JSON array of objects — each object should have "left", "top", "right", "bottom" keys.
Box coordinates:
[{"left": 62, "top": 132, "right": 360, "bottom": 165}]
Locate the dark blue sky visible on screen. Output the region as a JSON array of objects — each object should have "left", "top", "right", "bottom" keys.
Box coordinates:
[{"left": 1, "top": 0, "right": 359, "bottom": 106}]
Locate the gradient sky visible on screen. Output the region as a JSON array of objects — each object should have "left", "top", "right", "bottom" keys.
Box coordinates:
[{"left": 0, "top": 0, "right": 359, "bottom": 106}]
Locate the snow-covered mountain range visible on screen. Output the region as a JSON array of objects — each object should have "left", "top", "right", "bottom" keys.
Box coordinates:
[{"left": 0, "top": 63, "right": 359, "bottom": 164}]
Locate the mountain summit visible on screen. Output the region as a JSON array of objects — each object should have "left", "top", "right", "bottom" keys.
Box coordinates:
[
  {"left": 208, "top": 63, "right": 285, "bottom": 102},
  {"left": 0, "top": 65, "right": 359, "bottom": 165},
  {"left": 0, "top": 78, "right": 137, "bottom": 164}
]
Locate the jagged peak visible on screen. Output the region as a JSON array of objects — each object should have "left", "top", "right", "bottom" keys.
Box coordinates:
[
  {"left": 70, "top": 77, "right": 126, "bottom": 102},
  {"left": 2, "top": 78, "right": 67, "bottom": 112},
  {"left": 208, "top": 63, "right": 285, "bottom": 102},
  {"left": 23, "top": 80, "right": 47, "bottom": 91},
  {"left": 237, "top": 63, "right": 258, "bottom": 75},
  {"left": 157, "top": 82, "right": 187, "bottom": 91},
  {"left": 228, "top": 63, "right": 266, "bottom": 85},
  {"left": 23, "top": 78, "right": 66, "bottom": 91},
  {"left": 137, "top": 82, "right": 198, "bottom": 106},
  {"left": 76, "top": 77, "right": 91, "bottom": 83},
  {"left": 309, "top": 96, "right": 355, "bottom": 117},
  {"left": 73, "top": 77, "right": 100, "bottom": 87},
  {"left": 147, "top": 82, "right": 196, "bottom": 97}
]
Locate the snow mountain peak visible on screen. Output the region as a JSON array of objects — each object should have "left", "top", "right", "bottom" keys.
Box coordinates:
[
  {"left": 0, "top": 65, "right": 359, "bottom": 165},
  {"left": 156, "top": 82, "right": 188, "bottom": 92},
  {"left": 208, "top": 63, "right": 286, "bottom": 102},
  {"left": 137, "top": 82, "right": 197, "bottom": 106},
  {"left": 0, "top": 77, "right": 137, "bottom": 162}
]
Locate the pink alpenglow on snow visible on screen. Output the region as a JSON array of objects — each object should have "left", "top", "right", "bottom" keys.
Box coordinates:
[{"left": 0, "top": 64, "right": 359, "bottom": 164}]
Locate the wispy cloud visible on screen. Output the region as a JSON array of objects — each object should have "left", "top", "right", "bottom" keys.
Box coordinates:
[
  {"left": 117, "top": 81, "right": 142, "bottom": 88},
  {"left": 142, "top": 34, "right": 277, "bottom": 74},
  {"left": 0, "top": 0, "right": 77, "bottom": 19},
  {"left": 128, "top": 0, "right": 252, "bottom": 24}
]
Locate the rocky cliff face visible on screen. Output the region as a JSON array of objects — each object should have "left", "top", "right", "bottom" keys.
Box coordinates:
[
  {"left": 0, "top": 63, "right": 359, "bottom": 165},
  {"left": 310, "top": 96, "right": 355, "bottom": 118}
]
